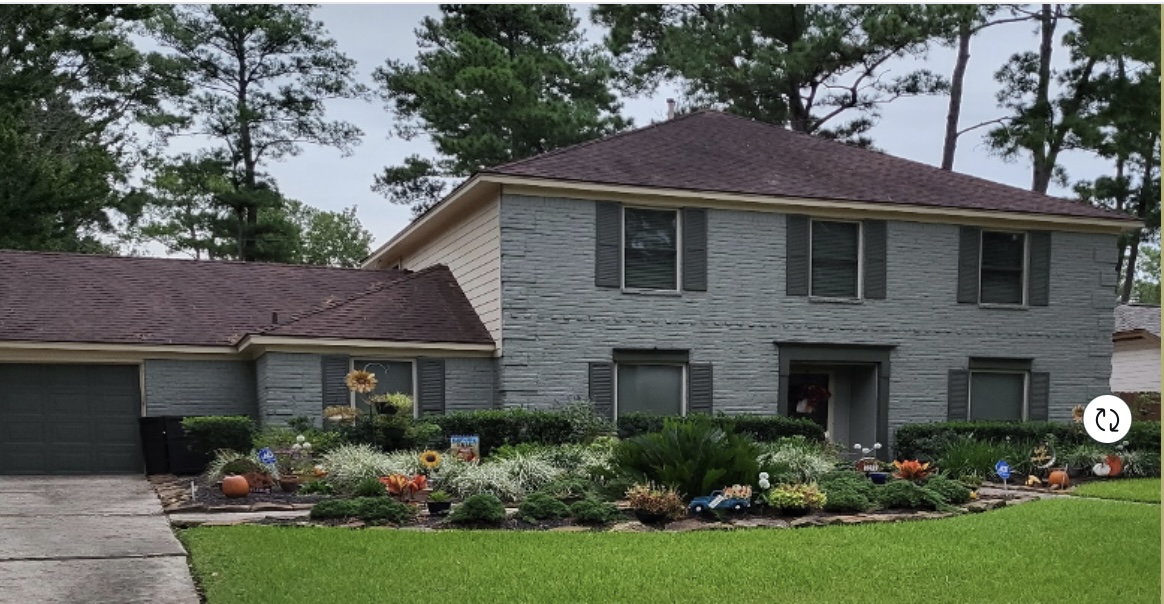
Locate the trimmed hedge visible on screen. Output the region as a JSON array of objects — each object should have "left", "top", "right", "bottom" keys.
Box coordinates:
[
  {"left": 431, "top": 409, "right": 576, "bottom": 456},
  {"left": 894, "top": 420, "right": 1161, "bottom": 461},
  {"left": 617, "top": 413, "right": 825, "bottom": 442},
  {"left": 180, "top": 416, "right": 255, "bottom": 456}
]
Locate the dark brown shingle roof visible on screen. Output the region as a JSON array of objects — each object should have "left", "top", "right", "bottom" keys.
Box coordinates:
[
  {"left": 486, "top": 111, "right": 1129, "bottom": 222},
  {"left": 0, "top": 251, "right": 493, "bottom": 347}
]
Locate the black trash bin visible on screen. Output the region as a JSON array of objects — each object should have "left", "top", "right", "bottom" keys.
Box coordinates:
[
  {"left": 166, "top": 416, "right": 212, "bottom": 475},
  {"left": 139, "top": 416, "right": 169, "bottom": 475}
]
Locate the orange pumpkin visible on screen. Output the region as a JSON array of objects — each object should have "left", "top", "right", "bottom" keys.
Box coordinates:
[
  {"left": 221, "top": 475, "right": 250, "bottom": 498},
  {"left": 1105, "top": 455, "right": 1123, "bottom": 477},
  {"left": 1047, "top": 470, "right": 1070, "bottom": 489}
]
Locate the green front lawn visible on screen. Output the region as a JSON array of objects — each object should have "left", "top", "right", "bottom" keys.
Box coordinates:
[
  {"left": 181, "top": 498, "right": 1159, "bottom": 604},
  {"left": 1073, "top": 478, "right": 1161, "bottom": 503}
]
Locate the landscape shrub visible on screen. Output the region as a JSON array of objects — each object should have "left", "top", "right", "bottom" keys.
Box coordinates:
[
  {"left": 625, "top": 483, "right": 687, "bottom": 521},
  {"left": 442, "top": 462, "right": 524, "bottom": 502},
  {"left": 877, "top": 480, "right": 946, "bottom": 511},
  {"left": 309, "top": 497, "right": 415, "bottom": 526},
  {"left": 493, "top": 453, "right": 563, "bottom": 493},
  {"left": 517, "top": 493, "right": 571, "bottom": 522},
  {"left": 537, "top": 477, "right": 599, "bottom": 502},
  {"left": 181, "top": 416, "right": 256, "bottom": 456},
  {"left": 1121, "top": 450, "right": 1162, "bottom": 477},
  {"left": 435, "top": 409, "right": 575, "bottom": 456},
  {"left": 318, "top": 444, "right": 395, "bottom": 493},
  {"left": 611, "top": 417, "right": 761, "bottom": 501},
  {"left": 924, "top": 475, "right": 972, "bottom": 505},
  {"left": 756, "top": 437, "right": 838, "bottom": 484},
  {"left": 204, "top": 450, "right": 265, "bottom": 483},
  {"left": 617, "top": 413, "right": 825, "bottom": 442},
  {"left": 297, "top": 480, "right": 335, "bottom": 495},
  {"left": 818, "top": 471, "right": 875, "bottom": 513},
  {"left": 353, "top": 476, "right": 387, "bottom": 498},
  {"left": 335, "top": 414, "right": 442, "bottom": 452},
  {"left": 894, "top": 421, "right": 1161, "bottom": 462},
  {"left": 254, "top": 426, "right": 346, "bottom": 455},
  {"left": 448, "top": 494, "right": 507, "bottom": 526},
  {"left": 764, "top": 483, "right": 827, "bottom": 512},
  {"left": 569, "top": 497, "right": 621, "bottom": 525}
]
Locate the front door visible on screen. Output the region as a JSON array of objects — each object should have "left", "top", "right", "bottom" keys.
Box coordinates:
[{"left": 787, "top": 373, "right": 832, "bottom": 435}]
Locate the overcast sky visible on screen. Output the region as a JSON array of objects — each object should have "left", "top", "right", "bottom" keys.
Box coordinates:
[{"left": 163, "top": 4, "right": 1110, "bottom": 251}]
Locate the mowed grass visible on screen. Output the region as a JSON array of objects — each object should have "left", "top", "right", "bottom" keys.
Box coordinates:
[
  {"left": 181, "top": 498, "right": 1159, "bottom": 604},
  {"left": 1074, "top": 478, "right": 1162, "bottom": 503}
]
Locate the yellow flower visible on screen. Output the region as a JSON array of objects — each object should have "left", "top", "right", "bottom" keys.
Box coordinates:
[
  {"left": 419, "top": 450, "right": 442, "bottom": 470},
  {"left": 344, "top": 370, "right": 377, "bottom": 394}
]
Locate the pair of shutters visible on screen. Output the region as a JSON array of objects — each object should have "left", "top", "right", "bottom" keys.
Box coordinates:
[
  {"left": 588, "top": 362, "right": 713, "bottom": 420},
  {"left": 595, "top": 202, "right": 707, "bottom": 291},
  {"left": 946, "top": 369, "right": 1049, "bottom": 421},
  {"left": 785, "top": 216, "right": 887, "bottom": 299},
  {"left": 956, "top": 227, "right": 1051, "bottom": 305},
  {"left": 320, "top": 356, "right": 446, "bottom": 416}
]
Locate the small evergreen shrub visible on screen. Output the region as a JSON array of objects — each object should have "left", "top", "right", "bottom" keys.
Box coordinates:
[
  {"left": 877, "top": 480, "right": 946, "bottom": 510},
  {"left": 925, "top": 476, "right": 972, "bottom": 505},
  {"left": 517, "top": 493, "right": 571, "bottom": 522},
  {"left": 569, "top": 497, "right": 621, "bottom": 525},
  {"left": 309, "top": 497, "right": 415, "bottom": 525},
  {"left": 763, "top": 483, "right": 827, "bottom": 512},
  {"left": 818, "top": 471, "right": 875, "bottom": 513},
  {"left": 537, "top": 477, "right": 598, "bottom": 502},
  {"left": 449, "top": 494, "right": 507, "bottom": 526},
  {"left": 181, "top": 416, "right": 256, "bottom": 456},
  {"left": 353, "top": 476, "right": 387, "bottom": 498}
]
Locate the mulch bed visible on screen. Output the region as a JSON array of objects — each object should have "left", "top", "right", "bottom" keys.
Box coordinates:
[{"left": 150, "top": 474, "right": 328, "bottom": 513}]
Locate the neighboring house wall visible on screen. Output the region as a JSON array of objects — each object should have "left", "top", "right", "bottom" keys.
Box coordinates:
[
  {"left": 498, "top": 194, "right": 1115, "bottom": 436},
  {"left": 398, "top": 198, "right": 502, "bottom": 345},
  {"left": 257, "top": 352, "right": 324, "bottom": 427},
  {"left": 1111, "top": 339, "right": 1161, "bottom": 393},
  {"left": 143, "top": 359, "right": 257, "bottom": 417}
]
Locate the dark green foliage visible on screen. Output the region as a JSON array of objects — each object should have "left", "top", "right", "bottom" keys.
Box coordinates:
[
  {"left": 878, "top": 480, "right": 947, "bottom": 511},
  {"left": 569, "top": 497, "right": 621, "bottom": 525},
  {"left": 818, "top": 471, "right": 876, "bottom": 513},
  {"left": 352, "top": 476, "right": 386, "bottom": 498},
  {"left": 449, "top": 494, "right": 507, "bottom": 526},
  {"left": 309, "top": 497, "right": 415, "bottom": 526},
  {"left": 894, "top": 421, "right": 1161, "bottom": 462},
  {"left": 611, "top": 417, "right": 761, "bottom": 501},
  {"left": 181, "top": 416, "right": 256, "bottom": 456},
  {"left": 925, "top": 476, "right": 972, "bottom": 505},
  {"left": 220, "top": 458, "right": 261, "bottom": 476},
  {"left": 336, "top": 415, "right": 441, "bottom": 453},
  {"left": 434, "top": 409, "right": 576, "bottom": 456},
  {"left": 537, "top": 478, "right": 598, "bottom": 502},
  {"left": 518, "top": 493, "right": 571, "bottom": 522},
  {"left": 617, "top": 413, "right": 824, "bottom": 443},
  {"left": 298, "top": 481, "right": 334, "bottom": 495}
]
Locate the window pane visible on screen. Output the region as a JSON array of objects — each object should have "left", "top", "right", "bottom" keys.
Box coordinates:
[
  {"left": 811, "top": 221, "right": 859, "bottom": 298},
  {"left": 980, "top": 232, "right": 1025, "bottom": 304},
  {"left": 352, "top": 360, "right": 413, "bottom": 412},
  {"left": 617, "top": 364, "right": 682, "bottom": 416},
  {"left": 980, "top": 270, "right": 1023, "bottom": 305},
  {"left": 624, "top": 208, "right": 677, "bottom": 289},
  {"left": 981, "top": 232, "right": 1024, "bottom": 269},
  {"left": 969, "top": 372, "right": 1025, "bottom": 421}
]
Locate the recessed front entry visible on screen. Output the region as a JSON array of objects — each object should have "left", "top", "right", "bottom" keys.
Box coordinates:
[{"left": 787, "top": 372, "right": 832, "bottom": 434}]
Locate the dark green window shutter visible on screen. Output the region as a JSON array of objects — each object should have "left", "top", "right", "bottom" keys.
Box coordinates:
[
  {"left": 320, "top": 355, "right": 350, "bottom": 412},
  {"left": 786, "top": 214, "right": 809, "bottom": 296},
  {"left": 687, "top": 363, "right": 713, "bottom": 414},
  {"left": 416, "top": 358, "right": 445, "bottom": 416},
  {"left": 589, "top": 362, "right": 614, "bottom": 420},
  {"left": 863, "top": 220, "right": 887, "bottom": 299},
  {"left": 595, "top": 202, "right": 622, "bottom": 288},
  {"left": 947, "top": 369, "right": 969, "bottom": 421},
  {"left": 1028, "top": 372, "right": 1050, "bottom": 421},
  {"left": 682, "top": 208, "right": 707, "bottom": 291},
  {"left": 957, "top": 226, "right": 981, "bottom": 304},
  {"left": 1028, "top": 231, "right": 1051, "bottom": 306}
]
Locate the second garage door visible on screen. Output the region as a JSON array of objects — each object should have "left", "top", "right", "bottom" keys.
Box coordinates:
[{"left": 0, "top": 364, "right": 142, "bottom": 474}]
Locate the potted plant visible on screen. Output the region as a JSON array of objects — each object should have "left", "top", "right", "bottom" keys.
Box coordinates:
[
  {"left": 626, "top": 483, "right": 686, "bottom": 525},
  {"left": 275, "top": 435, "right": 314, "bottom": 493},
  {"left": 427, "top": 490, "right": 452, "bottom": 515}
]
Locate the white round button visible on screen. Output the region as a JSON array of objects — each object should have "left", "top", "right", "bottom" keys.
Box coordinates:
[{"left": 1083, "top": 395, "right": 1132, "bottom": 444}]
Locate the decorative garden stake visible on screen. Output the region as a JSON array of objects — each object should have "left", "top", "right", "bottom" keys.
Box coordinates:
[{"left": 853, "top": 442, "right": 882, "bottom": 474}]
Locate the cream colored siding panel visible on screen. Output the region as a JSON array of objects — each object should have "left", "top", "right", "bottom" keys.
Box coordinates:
[
  {"left": 401, "top": 198, "right": 501, "bottom": 346},
  {"left": 1110, "top": 339, "right": 1161, "bottom": 393}
]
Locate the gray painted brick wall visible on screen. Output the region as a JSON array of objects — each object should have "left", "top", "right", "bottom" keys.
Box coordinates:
[
  {"left": 445, "top": 357, "right": 497, "bottom": 411},
  {"left": 257, "top": 352, "right": 323, "bottom": 427},
  {"left": 144, "top": 359, "right": 257, "bottom": 417},
  {"left": 499, "top": 194, "right": 1115, "bottom": 440}
]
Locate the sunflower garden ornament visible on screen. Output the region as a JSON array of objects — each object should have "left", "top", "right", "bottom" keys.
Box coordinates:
[{"left": 345, "top": 369, "right": 377, "bottom": 394}]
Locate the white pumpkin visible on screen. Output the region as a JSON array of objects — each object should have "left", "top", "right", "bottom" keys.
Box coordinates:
[{"left": 1092, "top": 462, "right": 1111, "bottom": 477}]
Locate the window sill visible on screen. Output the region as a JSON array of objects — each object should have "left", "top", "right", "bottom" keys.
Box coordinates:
[
  {"left": 809, "top": 296, "right": 864, "bottom": 305},
  {"left": 621, "top": 288, "right": 683, "bottom": 297},
  {"left": 977, "top": 303, "right": 1029, "bottom": 311}
]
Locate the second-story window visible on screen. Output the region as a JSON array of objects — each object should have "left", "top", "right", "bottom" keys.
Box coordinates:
[
  {"left": 623, "top": 207, "right": 679, "bottom": 290},
  {"left": 980, "top": 231, "right": 1026, "bottom": 305},
  {"left": 810, "top": 220, "right": 861, "bottom": 299}
]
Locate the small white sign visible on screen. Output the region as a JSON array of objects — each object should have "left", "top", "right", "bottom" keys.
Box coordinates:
[{"left": 709, "top": 495, "right": 725, "bottom": 508}]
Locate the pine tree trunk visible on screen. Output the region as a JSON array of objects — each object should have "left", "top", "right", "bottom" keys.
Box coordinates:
[
  {"left": 1120, "top": 231, "right": 1141, "bottom": 303},
  {"left": 1030, "top": 4, "right": 1056, "bottom": 194},
  {"left": 941, "top": 20, "right": 972, "bottom": 171}
]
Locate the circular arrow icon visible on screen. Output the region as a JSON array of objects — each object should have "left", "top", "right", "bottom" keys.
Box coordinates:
[{"left": 1083, "top": 395, "right": 1132, "bottom": 444}]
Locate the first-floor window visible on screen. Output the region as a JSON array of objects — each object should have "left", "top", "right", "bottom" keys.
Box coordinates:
[
  {"left": 969, "top": 371, "right": 1027, "bottom": 421},
  {"left": 352, "top": 360, "right": 414, "bottom": 413},
  {"left": 616, "top": 364, "right": 684, "bottom": 416}
]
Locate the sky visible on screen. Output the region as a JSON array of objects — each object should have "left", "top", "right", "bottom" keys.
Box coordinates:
[{"left": 160, "top": 4, "right": 1112, "bottom": 252}]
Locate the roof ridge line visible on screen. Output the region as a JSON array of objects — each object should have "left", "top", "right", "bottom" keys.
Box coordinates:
[{"left": 0, "top": 249, "right": 405, "bottom": 275}]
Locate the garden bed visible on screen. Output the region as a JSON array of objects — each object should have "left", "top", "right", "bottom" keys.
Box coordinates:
[{"left": 150, "top": 474, "right": 328, "bottom": 514}]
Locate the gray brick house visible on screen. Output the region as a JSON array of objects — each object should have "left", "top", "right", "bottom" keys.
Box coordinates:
[{"left": 364, "top": 111, "right": 1137, "bottom": 452}]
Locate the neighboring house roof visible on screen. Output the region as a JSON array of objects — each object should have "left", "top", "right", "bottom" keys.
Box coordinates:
[
  {"left": 1114, "top": 303, "right": 1161, "bottom": 341},
  {"left": 0, "top": 250, "right": 493, "bottom": 348},
  {"left": 486, "top": 110, "right": 1125, "bottom": 221}
]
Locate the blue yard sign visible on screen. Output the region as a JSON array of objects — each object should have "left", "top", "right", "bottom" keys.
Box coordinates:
[
  {"left": 994, "top": 460, "right": 1011, "bottom": 481},
  {"left": 257, "top": 447, "right": 276, "bottom": 465}
]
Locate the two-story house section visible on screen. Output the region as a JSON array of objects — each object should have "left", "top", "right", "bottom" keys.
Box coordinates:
[{"left": 365, "top": 111, "right": 1137, "bottom": 450}]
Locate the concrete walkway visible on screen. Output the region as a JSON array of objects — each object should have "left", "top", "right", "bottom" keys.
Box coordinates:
[{"left": 0, "top": 476, "right": 199, "bottom": 604}]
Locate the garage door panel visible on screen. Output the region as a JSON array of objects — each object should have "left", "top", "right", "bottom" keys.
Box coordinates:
[{"left": 0, "top": 364, "right": 142, "bottom": 475}]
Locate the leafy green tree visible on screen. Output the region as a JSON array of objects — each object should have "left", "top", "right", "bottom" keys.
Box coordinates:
[
  {"left": 281, "top": 200, "right": 374, "bottom": 268},
  {"left": 0, "top": 5, "right": 174, "bottom": 252},
  {"left": 146, "top": 4, "right": 367, "bottom": 261},
  {"left": 128, "top": 155, "right": 236, "bottom": 260},
  {"left": 1133, "top": 244, "right": 1161, "bottom": 305},
  {"left": 373, "top": 4, "right": 629, "bottom": 215},
  {"left": 593, "top": 4, "right": 953, "bottom": 146}
]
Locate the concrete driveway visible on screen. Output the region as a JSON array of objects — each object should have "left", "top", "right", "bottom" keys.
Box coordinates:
[{"left": 0, "top": 476, "right": 199, "bottom": 604}]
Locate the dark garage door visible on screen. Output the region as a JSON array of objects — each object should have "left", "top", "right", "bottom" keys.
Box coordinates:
[{"left": 0, "top": 364, "right": 142, "bottom": 474}]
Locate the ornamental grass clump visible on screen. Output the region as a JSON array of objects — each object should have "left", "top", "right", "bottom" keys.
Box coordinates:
[
  {"left": 318, "top": 444, "right": 395, "bottom": 493},
  {"left": 756, "top": 437, "right": 837, "bottom": 484}
]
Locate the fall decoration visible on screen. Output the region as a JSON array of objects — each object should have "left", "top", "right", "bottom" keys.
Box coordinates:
[
  {"left": 419, "top": 450, "right": 442, "bottom": 470},
  {"left": 323, "top": 405, "right": 358, "bottom": 423},
  {"left": 221, "top": 475, "right": 250, "bottom": 498},
  {"left": 344, "top": 369, "right": 377, "bottom": 394},
  {"left": 892, "top": 459, "right": 931, "bottom": 481},
  {"left": 1072, "top": 404, "right": 1085, "bottom": 424},
  {"left": 1047, "top": 470, "right": 1070, "bottom": 489},
  {"left": 1105, "top": 454, "right": 1123, "bottom": 477},
  {"left": 1025, "top": 475, "right": 1042, "bottom": 487}
]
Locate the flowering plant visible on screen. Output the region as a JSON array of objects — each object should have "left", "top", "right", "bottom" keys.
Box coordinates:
[{"left": 275, "top": 435, "right": 313, "bottom": 475}]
